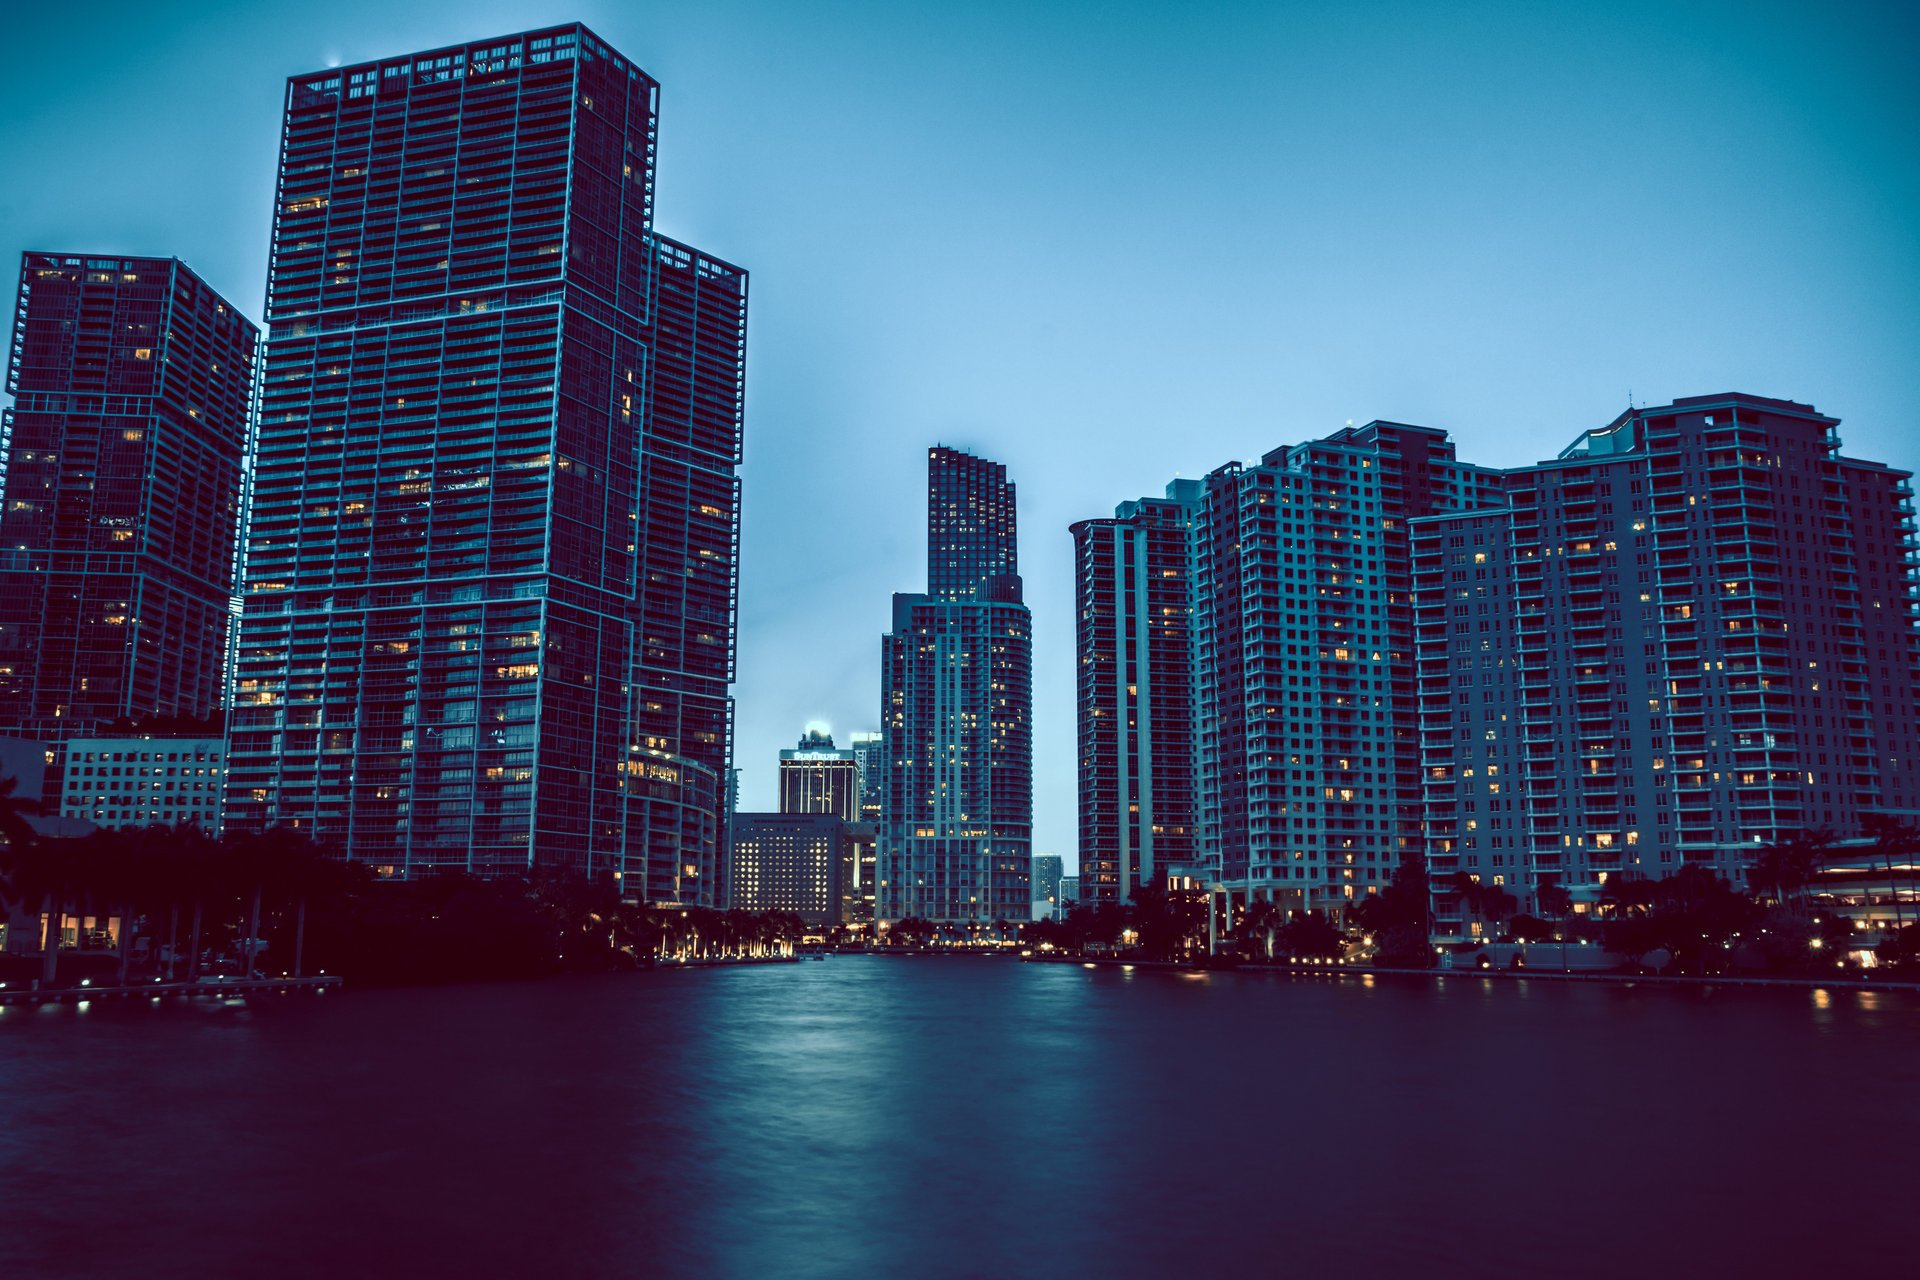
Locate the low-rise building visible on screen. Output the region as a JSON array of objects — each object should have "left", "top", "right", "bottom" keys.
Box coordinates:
[{"left": 59, "top": 737, "right": 225, "bottom": 833}]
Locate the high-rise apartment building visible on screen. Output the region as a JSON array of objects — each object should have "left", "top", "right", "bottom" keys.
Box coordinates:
[
  {"left": 779, "top": 728, "right": 860, "bottom": 821},
  {"left": 225, "top": 25, "right": 747, "bottom": 902},
  {"left": 1070, "top": 480, "right": 1204, "bottom": 906},
  {"left": 0, "top": 254, "right": 257, "bottom": 754},
  {"left": 1195, "top": 422, "right": 1505, "bottom": 915},
  {"left": 879, "top": 448, "right": 1032, "bottom": 923},
  {"left": 1412, "top": 394, "right": 1920, "bottom": 938}
]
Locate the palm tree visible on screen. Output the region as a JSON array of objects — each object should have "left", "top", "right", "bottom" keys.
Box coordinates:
[
  {"left": 1749, "top": 829, "right": 1833, "bottom": 917},
  {"left": 1241, "top": 897, "right": 1283, "bottom": 960},
  {"left": 4, "top": 837, "right": 88, "bottom": 988},
  {"left": 1863, "top": 814, "right": 1918, "bottom": 939}
]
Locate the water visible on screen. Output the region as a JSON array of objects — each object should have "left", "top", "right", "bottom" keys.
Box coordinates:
[{"left": 4, "top": 958, "right": 1916, "bottom": 1278}]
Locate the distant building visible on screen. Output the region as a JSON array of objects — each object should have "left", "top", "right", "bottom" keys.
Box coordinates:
[
  {"left": 880, "top": 448, "right": 1033, "bottom": 923},
  {"left": 1031, "top": 854, "right": 1063, "bottom": 914},
  {"left": 779, "top": 729, "right": 861, "bottom": 821},
  {"left": 844, "top": 823, "right": 878, "bottom": 926},
  {"left": 731, "top": 812, "right": 859, "bottom": 927},
  {"left": 849, "top": 730, "right": 885, "bottom": 822},
  {"left": 1414, "top": 394, "right": 1920, "bottom": 938},
  {"left": 1058, "top": 876, "right": 1080, "bottom": 911},
  {"left": 0, "top": 253, "right": 257, "bottom": 767},
  {"left": 1071, "top": 480, "right": 1204, "bottom": 906},
  {"left": 60, "top": 737, "right": 225, "bottom": 833}
]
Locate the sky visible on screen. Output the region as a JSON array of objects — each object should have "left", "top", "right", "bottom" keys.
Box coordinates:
[{"left": 4, "top": 0, "right": 1917, "bottom": 872}]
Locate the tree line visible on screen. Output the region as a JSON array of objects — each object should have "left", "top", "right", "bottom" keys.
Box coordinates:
[{"left": 0, "top": 775, "right": 808, "bottom": 989}]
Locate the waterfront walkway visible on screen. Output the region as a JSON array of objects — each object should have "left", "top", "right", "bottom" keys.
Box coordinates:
[{"left": 0, "top": 975, "right": 344, "bottom": 1007}]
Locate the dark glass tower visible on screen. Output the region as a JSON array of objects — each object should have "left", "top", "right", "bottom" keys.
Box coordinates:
[
  {"left": 879, "top": 448, "right": 1032, "bottom": 924},
  {"left": 226, "top": 25, "right": 746, "bottom": 901},
  {"left": 1070, "top": 480, "right": 1203, "bottom": 907},
  {"left": 927, "top": 445, "right": 1018, "bottom": 602},
  {"left": 0, "top": 253, "right": 257, "bottom": 750}
]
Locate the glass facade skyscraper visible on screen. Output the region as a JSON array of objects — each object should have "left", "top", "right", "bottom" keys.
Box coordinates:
[
  {"left": 225, "top": 25, "right": 746, "bottom": 900},
  {"left": 879, "top": 448, "right": 1032, "bottom": 923},
  {"left": 0, "top": 253, "right": 257, "bottom": 751}
]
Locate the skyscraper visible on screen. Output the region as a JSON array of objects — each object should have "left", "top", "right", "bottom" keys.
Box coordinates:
[
  {"left": 879, "top": 447, "right": 1032, "bottom": 923},
  {"left": 1070, "top": 480, "right": 1204, "bottom": 906},
  {"left": 0, "top": 254, "right": 257, "bottom": 753},
  {"left": 927, "top": 445, "right": 1018, "bottom": 602},
  {"left": 1195, "top": 422, "right": 1505, "bottom": 915},
  {"left": 1413, "top": 394, "right": 1920, "bottom": 937},
  {"left": 779, "top": 728, "right": 860, "bottom": 821},
  {"left": 225, "top": 25, "right": 747, "bottom": 902}
]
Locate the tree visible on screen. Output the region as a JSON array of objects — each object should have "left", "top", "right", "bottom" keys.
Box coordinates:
[
  {"left": 1747, "top": 829, "right": 1834, "bottom": 917},
  {"left": 1275, "top": 911, "right": 1346, "bottom": 961},
  {"left": 1863, "top": 814, "right": 1919, "bottom": 939},
  {"left": 1238, "top": 898, "right": 1283, "bottom": 961},
  {"left": 1348, "top": 856, "right": 1432, "bottom": 967}
]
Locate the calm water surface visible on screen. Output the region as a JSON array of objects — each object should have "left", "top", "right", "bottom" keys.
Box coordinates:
[{"left": 3, "top": 958, "right": 1916, "bottom": 1278}]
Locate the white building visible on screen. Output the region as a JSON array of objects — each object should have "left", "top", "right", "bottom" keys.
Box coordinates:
[{"left": 61, "top": 737, "right": 226, "bottom": 833}]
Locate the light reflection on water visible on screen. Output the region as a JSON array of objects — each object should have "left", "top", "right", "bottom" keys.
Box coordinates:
[{"left": 3, "top": 957, "right": 1917, "bottom": 1279}]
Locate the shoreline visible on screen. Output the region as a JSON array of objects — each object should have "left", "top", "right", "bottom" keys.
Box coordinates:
[{"left": 1023, "top": 952, "right": 1920, "bottom": 994}]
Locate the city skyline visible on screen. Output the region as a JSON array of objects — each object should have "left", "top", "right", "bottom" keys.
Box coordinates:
[{"left": 4, "top": 0, "right": 1919, "bottom": 871}]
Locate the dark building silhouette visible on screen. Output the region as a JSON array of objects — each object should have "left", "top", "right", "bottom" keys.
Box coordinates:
[
  {"left": 224, "top": 25, "right": 746, "bottom": 901},
  {"left": 0, "top": 253, "right": 256, "bottom": 755},
  {"left": 1070, "top": 480, "right": 1204, "bottom": 906},
  {"left": 880, "top": 447, "right": 1032, "bottom": 923}
]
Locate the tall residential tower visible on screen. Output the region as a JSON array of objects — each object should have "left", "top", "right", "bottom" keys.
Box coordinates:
[
  {"left": 225, "top": 26, "right": 746, "bottom": 901},
  {"left": 0, "top": 254, "right": 256, "bottom": 753},
  {"left": 1413, "top": 394, "right": 1920, "bottom": 937},
  {"left": 1070, "top": 479, "right": 1204, "bottom": 906}
]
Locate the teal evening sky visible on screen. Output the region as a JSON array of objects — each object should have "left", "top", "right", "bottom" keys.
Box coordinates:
[{"left": 4, "top": 0, "right": 1915, "bottom": 871}]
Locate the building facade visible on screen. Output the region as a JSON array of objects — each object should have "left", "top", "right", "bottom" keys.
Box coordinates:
[
  {"left": 59, "top": 737, "right": 226, "bottom": 832},
  {"left": 879, "top": 448, "right": 1033, "bottom": 923},
  {"left": 1031, "top": 852, "right": 1063, "bottom": 917},
  {"left": 779, "top": 728, "right": 860, "bottom": 821},
  {"left": 223, "top": 25, "right": 746, "bottom": 902},
  {"left": 1195, "top": 422, "right": 1505, "bottom": 916},
  {"left": 1412, "top": 394, "right": 1920, "bottom": 936},
  {"left": 1070, "top": 479, "right": 1204, "bottom": 907},
  {"left": 849, "top": 730, "right": 884, "bottom": 822},
  {"left": 730, "top": 812, "right": 855, "bottom": 926},
  {"left": 0, "top": 254, "right": 256, "bottom": 759}
]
